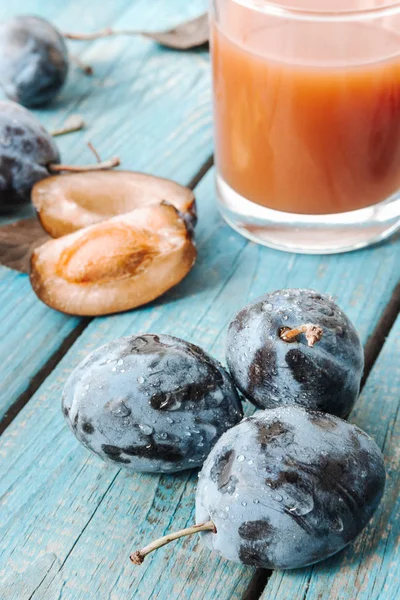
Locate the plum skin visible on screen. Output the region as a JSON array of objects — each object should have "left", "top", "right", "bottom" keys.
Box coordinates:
[
  {"left": 226, "top": 289, "right": 364, "bottom": 418},
  {"left": 62, "top": 334, "right": 243, "bottom": 473},
  {"left": 0, "top": 16, "right": 69, "bottom": 107},
  {"left": 196, "top": 407, "right": 385, "bottom": 570},
  {"left": 0, "top": 100, "right": 59, "bottom": 206}
]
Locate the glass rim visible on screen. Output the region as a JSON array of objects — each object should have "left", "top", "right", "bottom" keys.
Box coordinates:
[{"left": 233, "top": 1, "right": 400, "bottom": 21}]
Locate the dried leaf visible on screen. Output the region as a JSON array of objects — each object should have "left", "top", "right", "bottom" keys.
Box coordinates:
[
  {"left": 143, "top": 13, "right": 209, "bottom": 50},
  {"left": 0, "top": 218, "right": 50, "bottom": 273}
]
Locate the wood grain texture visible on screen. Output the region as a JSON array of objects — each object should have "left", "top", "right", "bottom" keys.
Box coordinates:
[
  {"left": 0, "top": 0, "right": 211, "bottom": 424},
  {"left": 261, "top": 315, "right": 400, "bottom": 600},
  {"left": 0, "top": 167, "right": 399, "bottom": 600},
  {"left": 0, "top": 268, "right": 80, "bottom": 422},
  {"left": 0, "top": 0, "right": 135, "bottom": 419}
]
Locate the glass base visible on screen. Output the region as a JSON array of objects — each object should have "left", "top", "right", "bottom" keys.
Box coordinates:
[{"left": 216, "top": 174, "right": 400, "bottom": 254}]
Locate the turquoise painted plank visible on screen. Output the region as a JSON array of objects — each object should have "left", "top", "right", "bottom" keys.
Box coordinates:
[
  {"left": 0, "top": 0, "right": 211, "bottom": 422},
  {"left": 0, "top": 167, "right": 399, "bottom": 600},
  {"left": 0, "top": 0, "right": 133, "bottom": 226},
  {"left": 0, "top": 0, "right": 134, "bottom": 129},
  {"left": 0, "top": 269, "right": 81, "bottom": 422},
  {"left": 1, "top": 0, "right": 211, "bottom": 182},
  {"left": 261, "top": 315, "right": 400, "bottom": 600},
  {"left": 47, "top": 0, "right": 211, "bottom": 185},
  {"left": 0, "top": 0, "right": 131, "bottom": 25},
  {"left": 0, "top": 0, "right": 131, "bottom": 416}
]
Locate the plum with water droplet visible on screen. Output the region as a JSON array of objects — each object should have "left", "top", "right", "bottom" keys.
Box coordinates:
[
  {"left": 195, "top": 407, "right": 384, "bottom": 568},
  {"left": 62, "top": 334, "right": 243, "bottom": 473},
  {"left": 132, "top": 407, "right": 385, "bottom": 569},
  {"left": 226, "top": 289, "right": 364, "bottom": 418},
  {"left": 0, "top": 100, "right": 59, "bottom": 207},
  {"left": 0, "top": 16, "right": 69, "bottom": 107}
]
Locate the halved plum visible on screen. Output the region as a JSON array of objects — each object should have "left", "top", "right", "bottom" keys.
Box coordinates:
[
  {"left": 30, "top": 202, "right": 196, "bottom": 316},
  {"left": 31, "top": 171, "right": 196, "bottom": 238}
]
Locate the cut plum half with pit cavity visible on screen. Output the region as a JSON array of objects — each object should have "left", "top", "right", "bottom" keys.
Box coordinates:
[
  {"left": 32, "top": 171, "right": 197, "bottom": 237},
  {"left": 30, "top": 202, "right": 196, "bottom": 316}
]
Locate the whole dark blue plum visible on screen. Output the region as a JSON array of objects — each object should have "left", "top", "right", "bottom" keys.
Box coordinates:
[
  {"left": 62, "top": 334, "right": 243, "bottom": 473},
  {"left": 0, "top": 16, "right": 69, "bottom": 107},
  {"left": 0, "top": 100, "right": 59, "bottom": 207},
  {"left": 195, "top": 407, "right": 385, "bottom": 569},
  {"left": 226, "top": 289, "right": 364, "bottom": 418}
]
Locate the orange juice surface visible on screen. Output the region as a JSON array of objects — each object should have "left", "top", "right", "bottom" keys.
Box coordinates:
[{"left": 212, "top": 1, "right": 400, "bottom": 214}]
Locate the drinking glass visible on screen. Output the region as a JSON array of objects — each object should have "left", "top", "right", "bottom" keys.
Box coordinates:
[{"left": 210, "top": 0, "right": 400, "bottom": 253}]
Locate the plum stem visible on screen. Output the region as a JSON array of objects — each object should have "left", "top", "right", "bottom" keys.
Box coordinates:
[
  {"left": 280, "top": 324, "right": 323, "bottom": 347},
  {"left": 87, "top": 142, "right": 102, "bottom": 163},
  {"left": 70, "top": 54, "right": 94, "bottom": 75},
  {"left": 49, "top": 156, "right": 120, "bottom": 173},
  {"left": 130, "top": 521, "right": 216, "bottom": 565},
  {"left": 64, "top": 27, "right": 144, "bottom": 41},
  {"left": 51, "top": 115, "right": 85, "bottom": 137}
]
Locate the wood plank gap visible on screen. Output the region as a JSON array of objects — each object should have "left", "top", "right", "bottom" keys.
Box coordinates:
[
  {"left": 242, "top": 569, "right": 273, "bottom": 600},
  {"left": 0, "top": 318, "right": 91, "bottom": 436},
  {"left": 187, "top": 154, "right": 214, "bottom": 190},
  {"left": 245, "top": 279, "right": 400, "bottom": 600},
  {"left": 361, "top": 279, "right": 400, "bottom": 388}
]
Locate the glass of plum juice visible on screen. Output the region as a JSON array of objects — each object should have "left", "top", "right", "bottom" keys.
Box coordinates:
[{"left": 210, "top": 0, "right": 400, "bottom": 253}]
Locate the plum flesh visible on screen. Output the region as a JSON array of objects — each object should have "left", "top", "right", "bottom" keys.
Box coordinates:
[
  {"left": 30, "top": 202, "right": 196, "bottom": 316},
  {"left": 32, "top": 170, "right": 197, "bottom": 237}
]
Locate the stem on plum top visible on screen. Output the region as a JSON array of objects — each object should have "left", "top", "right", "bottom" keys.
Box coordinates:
[
  {"left": 130, "top": 521, "right": 216, "bottom": 565},
  {"left": 280, "top": 324, "right": 323, "bottom": 347},
  {"left": 70, "top": 54, "right": 94, "bottom": 76},
  {"left": 49, "top": 156, "right": 120, "bottom": 173}
]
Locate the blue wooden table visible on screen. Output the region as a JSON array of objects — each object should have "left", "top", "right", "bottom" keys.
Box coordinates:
[{"left": 0, "top": 1, "right": 399, "bottom": 599}]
